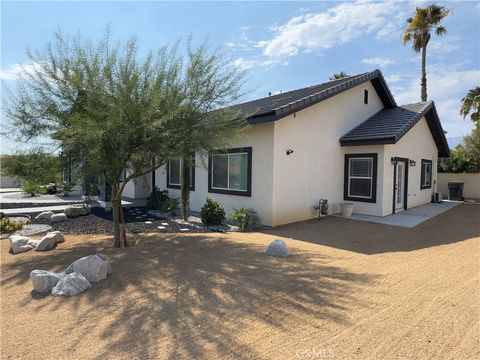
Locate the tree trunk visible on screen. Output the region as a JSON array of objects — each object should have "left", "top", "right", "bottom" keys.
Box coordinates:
[
  {"left": 421, "top": 44, "right": 427, "bottom": 102},
  {"left": 180, "top": 156, "right": 191, "bottom": 221},
  {"left": 111, "top": 182, "right": 125, "bottom": 248}
]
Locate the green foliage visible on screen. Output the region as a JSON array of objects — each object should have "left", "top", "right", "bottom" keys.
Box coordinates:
[
  {"left": 460, "top": 87, "right": 480, "bottom": 123},
  {"left": 229, "top": 208, "right": 261, "bottom": 232},
  {"left": 329, "top": 71, "right": 349, "bottom": 80},
  {"left": 61, "top": 183, "right": 74, "bottom": 196},
  {"left": 147, "top": 187, "right": 170, "bottom": 210},
  {"left": 0, "top": 215, "right": 24, "bottom": 234},
  {"left": 1, "top": 150, "right": 61, "bottom": 184},
  {"left": 162, "top": 197, "right": 180, "bottom": 216},
  {"left": 438, "top": 125, "right": 480, "bottom": 173},
  {"left": 200, "top": 198, "right": 225, "bottom": 226},
  {"left": 21, "top": 181, "right": 44, "bottom": 197}
]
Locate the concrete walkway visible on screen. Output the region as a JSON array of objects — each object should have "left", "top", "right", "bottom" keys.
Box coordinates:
[{"left": 335, "top": 201, "right": 461, "bottom": 228}]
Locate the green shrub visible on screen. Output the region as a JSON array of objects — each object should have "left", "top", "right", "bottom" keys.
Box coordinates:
[
  {"left": 229, "top": 208, "right": 261, "bottom": 231},
  {"left": 0, "top": 216, "right": 24, "bottom": 234},
  {"left": 146, "top": 187, "right": 170, "bottom": 210},
  {"left": 162, "top": 197, "right": 180, "bottom": 216},
  {"left": 200, "top": 198, "right": 225, "bottom": 226},
  {"left": 61, "top": 183, "right": 74, "bottom": 196},
  {"left": 21, "top": 181, "right": 43, "bottom": 196}
]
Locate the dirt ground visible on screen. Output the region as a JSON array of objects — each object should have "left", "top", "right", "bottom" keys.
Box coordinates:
[{"left": 1, "top": 203, "right": 479, "bottom": 360}]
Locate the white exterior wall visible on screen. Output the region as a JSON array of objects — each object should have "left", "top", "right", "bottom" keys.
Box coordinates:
[
  {"left": 122, "top": 171, "right": 152, "bottom": 199},
  {"left": 271, "top": 81, "right": 385, "bottom": 225},
  {"left": 437, "top": 173, "right": 480, "bottom": 199},
  {"left": 154, "top": 123, "right": 275, "bottom": 225},
  {"left": 382, "top": 117, "right": 438, "bottom": 214}
]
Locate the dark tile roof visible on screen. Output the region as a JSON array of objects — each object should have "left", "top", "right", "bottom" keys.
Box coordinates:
[
  {"left": 340, "top": 101, "right": 450, "bottom": 157},
  {"left": 232, "top": 69, "right": 396, "bottom": 124}
]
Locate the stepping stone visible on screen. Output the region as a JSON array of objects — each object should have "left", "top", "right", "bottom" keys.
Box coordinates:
[
  {"left": 148, "top": 219, "right": 154, "bottom": 221},
  {"left": 180, "top": 228, "right": 189, "bottom": 232},
  {"left": 157, "top": 226, "right": 166, "bottom": 230},
  {"left": 136, "top": 217, "right": 142, "bottom": 219},
  {"left": 145, "top": 221, "right": 152, "bottom": 224},
  {"left": 142, "top": 214, "right": 147, "bottom": 217},
  {"left": 161, "top": 222, "right": 169, "bottom": 226}
]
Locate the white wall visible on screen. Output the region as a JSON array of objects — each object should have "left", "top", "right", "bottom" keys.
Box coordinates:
[
  {"left": 437, "top": 173, "right": 480, "bottom": 199},
  {"left": 154, "top": 122, "right": 275, "bottom": 225},
  {"left": 383, "top": 117, "right": 439, "bottom": 214},
  {"left": 271, "top": 81, "right": 385, "bottom": 225},
  {"left": 122, "top": 171, "right": 152, "bottom": 199},
  {"left": 0, "top": 174, "right": 19, "bottom": 188}
]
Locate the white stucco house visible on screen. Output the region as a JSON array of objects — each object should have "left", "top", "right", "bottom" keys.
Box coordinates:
[{"left": 125, "top": 69, "right": 450, "bottom": 227}]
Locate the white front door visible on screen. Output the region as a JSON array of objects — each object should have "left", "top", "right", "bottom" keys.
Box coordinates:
[{"left": 395, "top": 162, "right": 405, "bottom": 211}]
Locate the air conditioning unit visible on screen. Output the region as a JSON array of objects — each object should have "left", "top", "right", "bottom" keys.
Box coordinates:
[{"left": 433, "top": 192, "right": 442, "bottom": 203}]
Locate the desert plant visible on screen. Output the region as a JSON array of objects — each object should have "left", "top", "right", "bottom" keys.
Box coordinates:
[
  {"left": 200, "top": 198, "right": 225, "bottom": 226},
  {"left": 61, "top": 183, "right": 74, "bottom": 196},
  {"left": 229, "top": 208, "right": 261, "bottom": 232},
  {"left": 0, "top": 216, "right": 24, "bottom": 234},
  {"left": 162, "top": 197, "right": 180, "bottom": 216},
  {"left": 21, "top": 181, "right": 43, "bottom": 197},
  {"left": 147, "top": 187, "right": 170, "bottom": 210}
]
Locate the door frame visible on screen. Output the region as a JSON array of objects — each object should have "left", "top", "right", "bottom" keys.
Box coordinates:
[{"left": 392, "top": 157, "right": 409, "bottom": 214}]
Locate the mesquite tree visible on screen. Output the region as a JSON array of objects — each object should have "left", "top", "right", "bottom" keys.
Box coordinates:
[{"left": 5, "top": 31, "right": 246, "bottom": 246}]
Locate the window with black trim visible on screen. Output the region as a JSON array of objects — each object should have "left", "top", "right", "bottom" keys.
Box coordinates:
[
  {"left": 420, "top": 159, "right": 432, "bottom": 189},
  {"left": 364, "top": 89, "right": 369, "bottom": 104},
  {"left": 208, "top": 147, "right": 252, "bottom": 197},
  {"left": 166, "top": 155, "right": 195, "bottom": 190},
  {"left": 344, "top": 153, "right": 377, "bottom": 203}
]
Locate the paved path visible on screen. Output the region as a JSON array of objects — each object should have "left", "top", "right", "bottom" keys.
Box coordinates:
[{"left": 335, "top": 201, "right": 461, "bottom": 228}]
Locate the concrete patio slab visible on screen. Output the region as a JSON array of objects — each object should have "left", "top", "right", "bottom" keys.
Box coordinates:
[{"left": 335, "top": 201, "right": 461, "bottom": 228}]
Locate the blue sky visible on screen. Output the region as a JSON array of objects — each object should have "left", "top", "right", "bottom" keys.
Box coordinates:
[{"left": 1, "top": 0, "right": 479, "bottom": 154}]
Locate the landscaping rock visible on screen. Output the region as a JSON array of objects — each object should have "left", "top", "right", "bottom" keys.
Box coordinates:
[
  {"left": 30, "top": 270, "right": 64, "bottom": 293},
  {"left": 34, "top": 211, "right": 54, "bottom": 221},
  {"left": 9, "top": 235, "right": 37, "bottom": 254},
  {"left": 43, "top": 231, "right": 65, "bottom": 244},
  {"left": 65, "top": 253, "right": 112, "bottom": 282},
  {"left": 50, "top": 213, "right": 68, "bottom": 223},
  {"left": 35, "top": 233, "right": 58, "bottom": 251},
  {"left": 64, "top": 204, "right": 91, "bottom": 218},
  {"left": 51, "top": 272, "right": 91, "bottom": 296},
  {"left": 264, "top": 239, "right": 289, "bottom": 258}
]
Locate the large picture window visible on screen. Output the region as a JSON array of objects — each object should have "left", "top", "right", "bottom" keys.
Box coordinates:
[
  {"left": 344, "top": 153, "right": 377, "bottom": 203},
  {"left": 420, "top": 159, "right": 432, "bottom": 189},
  {"left": 166, "top": 155, "right": 195, "bottom": 190},
  {"left": 208, "top": 147, "right": 252, "bottom": 196}
]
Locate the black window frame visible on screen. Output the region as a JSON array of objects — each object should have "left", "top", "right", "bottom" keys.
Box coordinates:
[
  {"left": 420, "top": 159, "right": 432, "bottom": 190},
  {"left": 364, "top": 89, "right": 369, "bottom": 104},
  {"left": 344, "top": 153, "right": 378, "bottom": 203},
  {"left": 208, "top": 147, "right": 252, "bottom": 197},
  {"left": 166, "top": 154, "right": 195, "bottom": 191}
]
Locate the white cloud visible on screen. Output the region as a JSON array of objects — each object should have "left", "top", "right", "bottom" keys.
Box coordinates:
[
  {"left": 256, "top": 0, "right": 403, "bottom": 59},
  {"left": 0, "top": 62, "right": 42, "bottom": 81},
  {"left": 362, "top": 57, "right": 395, "bottom": 68},
  {"left": 232, "top": 57, "right": 288, "bottom": 71},
  {"left": 385, "top": 74, "right": 402, "bottom": 83},
  {"left": 429, "top": 36, "right": 462, "bottom": 54}
]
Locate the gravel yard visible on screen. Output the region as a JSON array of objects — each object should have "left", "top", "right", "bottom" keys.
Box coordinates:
[{"left": 1, "top": 203, "right": 479, "bottom": 360}]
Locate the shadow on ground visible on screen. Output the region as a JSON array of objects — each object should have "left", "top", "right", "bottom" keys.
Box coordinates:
[
  {"left": 1, "top": 233, "right": 376, "bottom": 359},
  {"left": 264, "top": 203, "right": 480, "bottom": 255}
]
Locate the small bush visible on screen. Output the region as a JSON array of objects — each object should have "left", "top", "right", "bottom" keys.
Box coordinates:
[
  {"left": 0, "top": 216, "right": 24, "bottom": 234},
  {"left": 146, "top": 187, "right": 170, "bottom": 211},
  {"left": 200, "top": 198, "right": 225, "bottom": 226},
  {"left": 162, "top": 197, "right": 180, "bottom": 216},
  {"left": 61, "top": 183, "right": 73, "bottom": 196},
  {"left": 21, "top": 181, "right": 43, "bottom": 196},
  {"left": 229, "top": 208, "right": 261, "bottom": 232}
]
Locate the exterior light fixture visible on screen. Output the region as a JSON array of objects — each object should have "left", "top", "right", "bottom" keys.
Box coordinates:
[
  {"left": 286, "top": 149, "right": 294, "bottom": 155},
  {"left": 391, "top": 157, "right": 397, "bottom": 165},
  {"left": 409, "top": 159, "right": 416, "bottom": 167}
]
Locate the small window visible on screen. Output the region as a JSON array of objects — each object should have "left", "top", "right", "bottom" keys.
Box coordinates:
[
  {"left": 420, "top": 159, "right": 432, "bottom": 189},
  {"left": 364, "top": 89, "right": 369, "bottom": 104},
  {"left": 344, "top": 153, "right": 377, "bottom": 203},
  {"left": 208, "top": 147, "right": 252, "bottom": 197},
  {"left": 166, "top": 155, "right": 195, "bottom": 190}
]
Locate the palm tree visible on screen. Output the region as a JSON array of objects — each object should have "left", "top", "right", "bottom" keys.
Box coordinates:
[
  {"left": 403, "top": 4, "right": 451, "bottom": 102},
  {"left": 460, "top": 87, "right": 480, "bottom": 123},
  {"left": 329, "top": 71, "right": 349, "bottom": 81}
]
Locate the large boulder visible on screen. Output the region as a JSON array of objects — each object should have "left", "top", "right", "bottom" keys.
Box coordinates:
[
  {"left": 30, "top": 270, "right": 64, "bottom": 293},
  {"left": 51, "top": 272, "right": 91, "bottom": 296},
  {"left": 9, "top": 235, "right": 37, "bottom": 254},
  {"left": 64, "top": 204, "right": 91, "bottom": 218},
  {"left": 42, "top": 231, "right": 65, "bottom": 244},
  {"left": 34, "top": 211, "right": 54, "bottom": 221},
  {"left": 50, "top": 213, "right": 68, "bottom": 223},
  {"left": 264, "top": 239, "right": 289, "bottom": 258},
  {"left": 35, "top": 234, "right": 58, "bottom": 252},
  {"left": 65, "top": 253, "right": 112, "bottom": 282}
]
